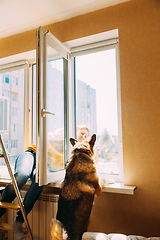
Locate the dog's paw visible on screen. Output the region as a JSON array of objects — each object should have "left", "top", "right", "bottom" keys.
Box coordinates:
[{"left": 100, "top": 178, "right": 107, "bottom": 188}]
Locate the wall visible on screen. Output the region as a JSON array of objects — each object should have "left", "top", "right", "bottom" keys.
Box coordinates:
[{"left": 0, "top": 0, "right": 160, "bottom": 237}]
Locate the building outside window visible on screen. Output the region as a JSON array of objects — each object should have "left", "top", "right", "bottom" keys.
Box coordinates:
[
  {"left": 3, "top": 74, "right": 9, "bottom": 83},
  {"left": 11, "top": 140, "right": 18, "bottom": 148},
  {"left": 2, "top": 90, "right": 9, "bottom": 97},
  {"left": 0, "top": 68, "right": 25, "bottom": 178},
  {"left": 0, "top": 98, "right": 8, "bottom": 132},
  {"left": 11, "top": 107, "right": 18, "bottom": 117},
  {"left": 3, "top": 140, "right": 9, "bottom": 149},
  {"left": 11, "top": 93, "right": 18, "bottom": 101},
  {"left": 12, "top": 76, "right": 18, "bottom": 85}
]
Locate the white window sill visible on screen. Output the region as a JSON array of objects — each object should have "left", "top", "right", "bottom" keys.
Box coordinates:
[
  {"left": 102, "top": 182, "right": 136, "bottom": 195},
  {"left": 48, "top": 181, "right": 136, "bottom": 195}
]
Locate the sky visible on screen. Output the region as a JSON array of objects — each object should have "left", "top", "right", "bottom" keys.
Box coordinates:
[{"left": 76, "top": 49, "right": 118, "bottom": 135}]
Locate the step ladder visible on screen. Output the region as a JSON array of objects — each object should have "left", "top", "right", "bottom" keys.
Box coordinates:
[{"left": 0, "top": 135, "right": 34, "bottom": 240}]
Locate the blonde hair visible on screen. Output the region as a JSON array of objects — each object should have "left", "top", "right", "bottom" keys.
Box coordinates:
[{"left": 77, "top": 125, "right": 89, "bottom": 134}]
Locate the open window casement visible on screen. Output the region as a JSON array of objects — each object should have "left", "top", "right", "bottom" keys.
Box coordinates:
[
  {"left": 36, "top": 27, "right": 70, "bottom": 186},
  {"left": 36, "top": 27, "right": 123, "bottom": 186}
]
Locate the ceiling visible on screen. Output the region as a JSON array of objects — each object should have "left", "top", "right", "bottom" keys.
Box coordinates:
[{"left": 0, "top": 0, "right": 130, "bottom": 40}]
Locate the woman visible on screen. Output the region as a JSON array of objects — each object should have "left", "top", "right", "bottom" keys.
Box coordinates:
[{"left": 0, "top": 145, "right": 44, "bottom": 239}]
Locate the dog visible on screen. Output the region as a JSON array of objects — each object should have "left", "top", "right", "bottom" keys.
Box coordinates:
[{"left": 51, "top": 134, "right": 105, "bottom": 240}]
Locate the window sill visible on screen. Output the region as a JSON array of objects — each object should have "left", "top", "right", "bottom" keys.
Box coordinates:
[
  {"left": 0, "top": 178, "right": 136, "bottom": 195},
  {"left": 45, "top": 181, "right": 137, "bottom": 195},
  {"left": 102, "top": 182, "right": 136, "bottom": 195}
]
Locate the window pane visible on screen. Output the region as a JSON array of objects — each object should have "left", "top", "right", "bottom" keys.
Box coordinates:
[
  {"left": 75, "top": 49, "right": 121, "bottom": 177},
  {"left": 46, "top": 57, "right": 64, "bottom": 173},
  {"left": 32, "top": 58, "right": 65, "bottom": 173},
  {"left": 0, "top": 69, "right": 24, "bottom": 178}
]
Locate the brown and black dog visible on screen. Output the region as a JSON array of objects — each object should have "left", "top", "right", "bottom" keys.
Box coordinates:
[{"left": 51, "top": 134, "right": 105, "bottom": 240}]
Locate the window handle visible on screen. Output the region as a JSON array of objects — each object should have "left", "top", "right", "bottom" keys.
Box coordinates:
[{"left": 41, "top": 109, "right": 55, "bottom": 117}]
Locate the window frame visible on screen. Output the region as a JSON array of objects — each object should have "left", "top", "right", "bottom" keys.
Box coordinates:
[
  {"left": 35, "top": 27, "right": 70, "bottom": 186},
  {"left": 0, "top": 61, "right": 30, "bottom": 150},
  {"left": 0, "top": 61, "right": 29, "bottom": 178},
  {"left": 68, "top": 36, "right": 123, "bottom": 182},
  {"left": 0, "top": 28, "right": 123, "bottom": 183}
]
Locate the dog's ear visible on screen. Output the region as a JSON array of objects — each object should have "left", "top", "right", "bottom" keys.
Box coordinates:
[
  {"left": 89, "top": 134, "right": 96, "bottom": 149},
  {"left": 70, "top": 138, "right": 78, "bottom": 146}
]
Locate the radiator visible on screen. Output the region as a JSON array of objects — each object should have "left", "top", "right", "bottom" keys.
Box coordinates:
[{"left": 7, "top": 192, "right": 59, "bottom": 240}]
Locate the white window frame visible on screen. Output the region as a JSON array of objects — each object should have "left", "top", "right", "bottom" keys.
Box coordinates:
[
  {"left": 36, "top": 27, "right": 70, "bottom": 186},
  {"left": 66, "top": 29, "right": 123, "bottom": 182},
  {"left": 0, "top": 28, "right": 123, "bottom": 183},
  {"left": 0, "top": 61, "right": 30, "bottom": 150},
  {"left": 35, "top": 28, "right": 123, "bottom": 184}
]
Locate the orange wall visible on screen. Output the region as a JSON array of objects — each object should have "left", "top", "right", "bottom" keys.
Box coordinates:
[{"left": 1, "top": 0, "right": 160, "bottom": 237}]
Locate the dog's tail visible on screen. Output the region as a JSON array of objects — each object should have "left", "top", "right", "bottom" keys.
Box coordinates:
[{"left": 50, "top": 219, "right": 68, "bottom": 240}]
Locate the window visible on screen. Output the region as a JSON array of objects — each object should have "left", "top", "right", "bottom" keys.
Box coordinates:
[
  {"left": 3, "top": 74, "right": 9, "bottom": 83},
  {"left": 11, "top": 107, "right": 18, "bottom": 117},
  {"left": 32, "top": 59, "right": 65, "bottom": 174},
  {"left": 68, "top": 29, "right": 123, "bottom": 182},
  {"left": 0, "top": 28, "right": 123, "bottom": 183},
  {"left": 11, "top": 93, "right": 18, "bottom": 101},
  {"left": 75, "top": 49, "right": 122, "bottom": 180},
  {"left": 11, "top": 124, "right": 17, "bottom": 133},
  {"left": 35, "top": 27, "right": 69, "bottom": 185},
  {"left": 12, "top": 76, "right": 18, "bottom": 85},
  {"left": 2, "top": 90, "right": 9, "bottom": 97},
  {"left": 34, "top": 27, "right": 122, "bottom": 184},
  {"left": 0, "top": 66, "right": 27, "bottom": 179},
  {"left": 11, "top": 140, "right": 18, "bottom": 148}
]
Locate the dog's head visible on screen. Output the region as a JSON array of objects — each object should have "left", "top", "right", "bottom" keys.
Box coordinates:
[{"left": 70, "top": 134, "right": 96, "bottom": 157}]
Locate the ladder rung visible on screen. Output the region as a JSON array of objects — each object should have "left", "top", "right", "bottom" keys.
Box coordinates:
[
  {"left": 0, "top": 202, "right": 20, "bottom": 210},
  {"left": 0, "top": 135, "right": 31, "bottom": 238},
  {"left": 0, "top": 178, "right": 12, "bottom": 185},
  {"left": 0, "top": 155, "right": 10, "bottom": 158},
  {"left": 0, "top": 222, "right": 28, "bottom": 233},
  {"left": 0, "top": 222, "right": 14, "bottom": 232}
]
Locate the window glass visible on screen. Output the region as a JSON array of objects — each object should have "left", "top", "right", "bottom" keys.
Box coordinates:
[
  {"left": 46, "top": 58, "right": 64, "bottom": 173},
  {"left": 0, "top": 69, "right": 24, "bottom": 178},
  {"left": 32, "top": 59, "right": 65, "bottom": 173},
  {"left": 75, "top": 49, "right": 121, "bottom": 178}
]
